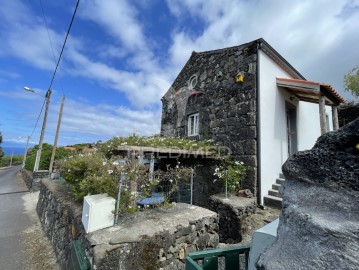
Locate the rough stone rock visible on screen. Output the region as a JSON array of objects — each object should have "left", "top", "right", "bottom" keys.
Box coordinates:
[
  {"left": 256, "top": 118, "right": 359, "bottom": 270},
  {"left": 338, "top": 102, "right": 359, "bottom": 127}
]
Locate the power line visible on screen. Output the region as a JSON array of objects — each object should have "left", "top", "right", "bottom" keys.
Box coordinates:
[
  {"left": 26, "top": 0, "right": 80, "bottom": 145},
  {"left": 38, "top": 0, "right": 66, "bottom": 95},
  {"left": 39, "top": 0, "right": 57, "bottom": 65},
  {"left": 29, "top": 98, "right": 46, "bottom": 139},
  {"left": 48, "top": 0, "right": 80, "bottom": 90}
]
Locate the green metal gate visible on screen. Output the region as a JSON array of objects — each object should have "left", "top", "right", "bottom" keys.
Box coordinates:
[
  {"left": 69, "top": 240, "right": 91, "bottom": 270},
  {"left": 186, "top": 245, "right": 250, "bottom": 270}
]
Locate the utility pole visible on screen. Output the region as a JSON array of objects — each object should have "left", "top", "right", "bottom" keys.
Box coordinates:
[
  {"left": 10, "top": 151, "right": 13, "bottom": 167},
  {"left": 22, "top": 136, "right": 30, "bottom": 169},
  {"left": 49, "top": 95, "right": 65, "bottom": 174},
  {"left": 34, "top": 89, "right": 52, "bottom": 172}
]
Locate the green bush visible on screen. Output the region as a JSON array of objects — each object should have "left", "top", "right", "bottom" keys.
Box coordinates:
[
  {"left": 213, "top": 160, "right": 247, "bottom": 193},
  {"left": 24, "top": 143, "right": 72, "bottom": 171},
  {"left": 0, "top": 155, "right": 23, "bottom": 167},
  {"left": 60, "top": 153, "right": 194, "bottom": 215},
  {"left": 60, "top": 153, "right": 142, "bottom": 202}
]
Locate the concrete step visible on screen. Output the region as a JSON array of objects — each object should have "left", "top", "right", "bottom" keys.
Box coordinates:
[
  {"left": 276, "top": 178, "right": 285, "bottom": 185},
  {"left": 264, "top": 195, "right": 283, "bottom": 208},
  {"left": 272, "top": 183, "right": 281, "bottom": 190},
  {"left": 279, "top": 173, "right": 285, "bottom": 179},
  {"left": 268, "top": 189, "right": 281, "bottom": 198}
]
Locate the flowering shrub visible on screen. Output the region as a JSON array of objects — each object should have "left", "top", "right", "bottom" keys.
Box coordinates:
[
  {"left": 60, "top": 153, "right": 127, "bottom": 201},
  {"left": 213, "top": 161, "right": 247, "bottom": 193},
  {"left": 60, "top": 153, "right": 193, "bottom": 213}
]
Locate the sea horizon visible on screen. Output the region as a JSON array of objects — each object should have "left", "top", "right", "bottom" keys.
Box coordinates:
[{"left": 2, "top": 146, "right": 26, "bottom": 157}]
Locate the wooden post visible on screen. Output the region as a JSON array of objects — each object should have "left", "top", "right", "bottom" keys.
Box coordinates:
[
  {"left": 34, "top": 89, "right": 51, "bottom": 171},
  {"left": 49, "top": 95, "right": 65, "bottom": 174},
  {"left": 319, "top": 95, "right": 327, "bottom": 135},
  {"left": 332, "top": 105, "right": 339, "bottom": 131}
]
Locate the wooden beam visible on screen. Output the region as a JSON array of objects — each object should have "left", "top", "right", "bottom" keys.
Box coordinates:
[
  {"left": 319, "top": 95, "right": 327, "bottom": 134},
  {"left": 332, "top": 105, "right": 339, "bottom": 130}
]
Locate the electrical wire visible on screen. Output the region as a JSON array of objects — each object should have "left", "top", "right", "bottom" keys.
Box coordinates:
[
  {"left": 29, "top": 98, "right": 46, "bottom": 139},
  {"left": 39, "top": 0, "right": 57, "bottom": 65},
  {"left": 38, "top": 0, "right": 66, "bottom": 95},
  {"left": 26, "top": 0, "right": 80, "bottom": 141},
  {"left": 48, "top": 0, "right": 80, "bottom": 91}
]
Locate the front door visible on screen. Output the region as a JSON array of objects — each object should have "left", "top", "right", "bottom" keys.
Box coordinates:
[{"left": 286, "top": 102, "right": 298, "bottom": 157}]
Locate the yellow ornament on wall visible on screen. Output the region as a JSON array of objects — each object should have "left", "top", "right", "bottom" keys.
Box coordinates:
[{"left": 236, "top": 72, "right": 244, "bottom": 83}]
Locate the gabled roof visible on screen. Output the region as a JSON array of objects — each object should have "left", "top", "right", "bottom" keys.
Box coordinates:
[
  {"left": 165, "top": 38, "right": 306, "bottom": 97},
  {"left": 164, "top": 38, "right": 344, "bottom": 105},
  {"left": 276, "top": 78, "right": 345, "bottom": 105}
]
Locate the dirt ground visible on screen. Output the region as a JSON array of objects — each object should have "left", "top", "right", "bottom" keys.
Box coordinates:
[
  {"left": 218, "top": 205, "right": 281, "bottom": 248},
  {"left": 241, "top": 206, "right": 280, "bottom": 245}
]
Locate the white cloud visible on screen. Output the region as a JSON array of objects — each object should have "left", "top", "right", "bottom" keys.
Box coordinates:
[
  {"left": 65, "top": 49, "right": 168, "bottom": 107},
  {"left": 80, "top": 0, "right": 148, "bottom": 52},
  {"left": 47, "top": 98, "right": 162, "bottom": 143},
  {"left": 1, "top": 0, "right": 358, "bottom": 147},
  {"left": 166, "top": 0, "right": 359, "bottom": 99},
  {"left": 0, "top": 1, "right": 64, "bottom": 70}
]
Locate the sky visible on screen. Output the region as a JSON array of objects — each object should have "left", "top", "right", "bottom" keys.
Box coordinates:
[{"left": 0, "top": 0, "right": 358, "bottom": 149}]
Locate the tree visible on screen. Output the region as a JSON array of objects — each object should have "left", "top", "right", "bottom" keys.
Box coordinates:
[
  {"left": 344, "top": 65, "right": 359, "bottom": 96},
  {"left": 0, "top": 131, "right": 4, "bottom": 158}
]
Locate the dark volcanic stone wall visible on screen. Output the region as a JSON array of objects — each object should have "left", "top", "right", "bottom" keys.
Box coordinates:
[
  {"left": 37, "top": 179, "right": 91, "bottom": 269},
  {"left": 161, "top": 42, "right": 258, "bottom": 193}
]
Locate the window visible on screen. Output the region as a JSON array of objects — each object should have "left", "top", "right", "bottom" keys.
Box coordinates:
[{"left": 188, "top": 113, "right": 199, "bottom": 136}]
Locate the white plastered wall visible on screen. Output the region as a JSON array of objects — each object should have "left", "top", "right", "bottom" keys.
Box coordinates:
[
  {"left": 297, "top": 102, "right": 333, "bottom": 150},
  {"left": 258, "top": 50, "right": 334, "bottom": 205}
]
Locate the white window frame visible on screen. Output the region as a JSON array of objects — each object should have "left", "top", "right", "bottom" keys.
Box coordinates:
[{"left": 188, "top": 113, "right": 199, "bottom": 136}]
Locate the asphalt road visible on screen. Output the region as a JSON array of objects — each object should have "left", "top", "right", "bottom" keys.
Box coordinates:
[
  {"left": 0, "top": 165, "right": 28, "bottom": 194},
  {"left": 0, "top": 166, "right": 30, "bottom": 269}
]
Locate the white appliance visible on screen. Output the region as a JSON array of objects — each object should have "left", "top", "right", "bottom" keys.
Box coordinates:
[{"left": 81, "top": 193, "right": 116, "bottom": 233}]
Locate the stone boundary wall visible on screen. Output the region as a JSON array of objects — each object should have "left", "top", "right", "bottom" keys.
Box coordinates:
[
  {"left": 22, "top": 169, "right": 50, "bottom": 191},
  {"left": 32, "top": 170, "right": 50, "bottom": 191},
  {"left": 209, "top": 194, "right": 256, "bottom": 243},
  {"left": 37, "top": 178, "right": 220, "bottom": 270},
  {"left": 21, "top": 169, "right": 33, "bottom": 190},
  {"left": 36, "top": 179, "right": 90, "bottom": 269},
  {"left": 21, "top": 169, "right": 49, "bottom": 191},
  {"left": 95, "top": 215, "right": 219, "bottom": 270}
]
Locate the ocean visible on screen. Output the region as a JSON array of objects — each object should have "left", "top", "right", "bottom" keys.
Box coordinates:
[{"left": 2, "top": 146, "right": 26, "bottom": 156}]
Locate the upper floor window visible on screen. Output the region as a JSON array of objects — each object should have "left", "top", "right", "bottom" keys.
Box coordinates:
[{"left": 188, "top": 113, "right": 199, "bottom": 136}]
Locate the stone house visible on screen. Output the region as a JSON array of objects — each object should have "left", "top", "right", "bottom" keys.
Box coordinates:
[{"left": 160, "top": 38, "right": 345, "bottom": 206}]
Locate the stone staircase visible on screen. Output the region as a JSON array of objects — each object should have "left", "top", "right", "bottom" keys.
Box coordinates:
[{"left": 263, "top": 173, "right": 285, "bottom": 208}]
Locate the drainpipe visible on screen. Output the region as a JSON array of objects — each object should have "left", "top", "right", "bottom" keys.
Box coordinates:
[{"left": 256, "top": 40, "right": 262, "bottom": 206}]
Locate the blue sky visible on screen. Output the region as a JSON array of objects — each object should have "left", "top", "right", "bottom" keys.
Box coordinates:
[{"left": 0, "top": 0, "right": 358, "bottom": 148}]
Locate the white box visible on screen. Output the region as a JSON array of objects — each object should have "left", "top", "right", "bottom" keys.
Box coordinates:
[{"left": 81, "top": 193, "right": 116, "bottom": 233}]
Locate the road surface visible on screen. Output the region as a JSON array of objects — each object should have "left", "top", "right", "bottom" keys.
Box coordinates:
[
  {"left": 0, "top": 166, "right": 58, "bottom": 269},
  {"left": 0, "top": 165, "right": 28, "bottom": 194}
]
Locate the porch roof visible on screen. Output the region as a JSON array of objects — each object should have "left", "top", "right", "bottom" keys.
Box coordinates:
[{"left": 276, "top": 78, "right": 345, "bottom": 105}]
